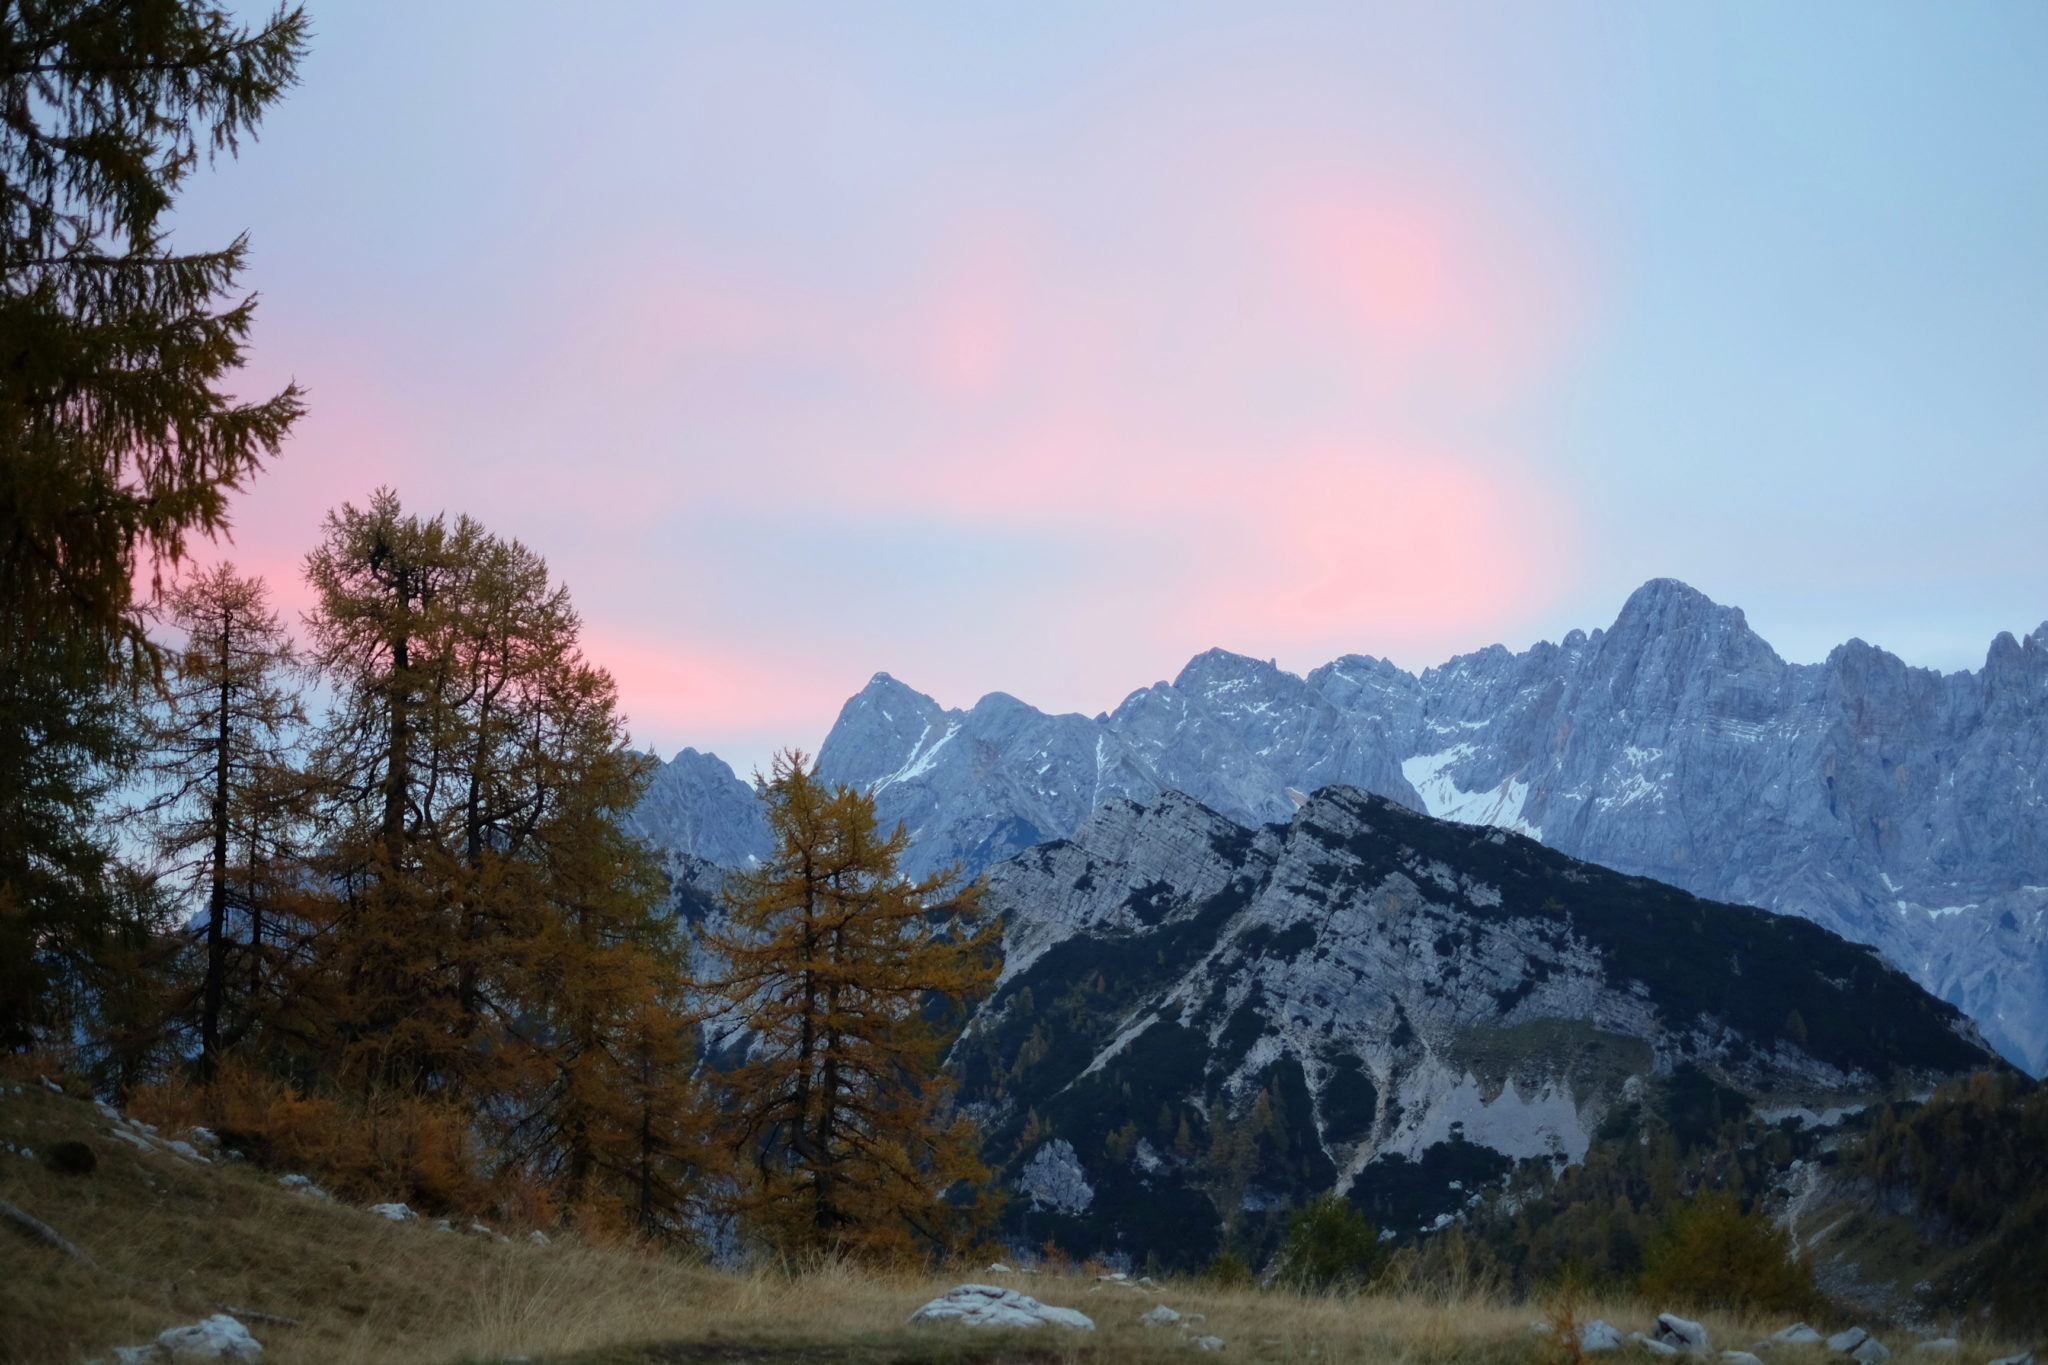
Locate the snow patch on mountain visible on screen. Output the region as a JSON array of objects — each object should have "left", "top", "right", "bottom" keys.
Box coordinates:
[
  {"left": 1400, "top": 747, "right": 1542, "bottom": 838},
  {"left": 873, "top": 721, "right": 960, "bottom": 796}
]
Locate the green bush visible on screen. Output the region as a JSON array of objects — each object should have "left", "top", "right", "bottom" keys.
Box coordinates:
[
  {"left": 1637, "top": 1189, "right": 1822, "bottom": 1316},
  {"left": 1204, "top": 1248, "right": 1255, "bottom": 1289},
  {"left": 1276, "top": 1193, "right": 1386, "bottom": 1291}
]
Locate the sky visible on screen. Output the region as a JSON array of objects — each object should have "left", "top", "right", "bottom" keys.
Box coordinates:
[{"left": 176, "top": 1, "right": 2048, "bottom": 778}]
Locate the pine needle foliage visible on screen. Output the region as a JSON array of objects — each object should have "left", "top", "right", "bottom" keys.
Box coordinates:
[
  {"left": 1274, "top": 1192, "right": 1386, "bottom": 1291},
  {"left": 0, "top": 1, "right": 309, "bottom": 671},
  {"left": 1, "top": 1, "right": 308, "bottom": 1076},
  {"left": 0, "top": 632, "right": 140, "bottom": 1049},
  {"left": 705, "top": 753, "right": 1001, "bottom": 1263}
]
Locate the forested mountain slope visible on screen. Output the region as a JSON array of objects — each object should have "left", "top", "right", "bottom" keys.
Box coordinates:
[{"left": 946, "top": 786, "right": 1995, "bottom": 1270}]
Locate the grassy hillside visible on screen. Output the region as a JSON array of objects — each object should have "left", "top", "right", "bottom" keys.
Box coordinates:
[{"left": 2, "top": 1076, "right": 2038, "bottom": 1365}]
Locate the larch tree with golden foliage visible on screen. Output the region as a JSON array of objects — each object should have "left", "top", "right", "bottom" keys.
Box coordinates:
[
  {"left": 294, "top": 488, "right": 707, "bottom": 1232},
  {"left": 704, "top": 753, "right": 1001, "bottom": 1261},
  {"left": 143, "top": 564, "right": 309, "bottom": 1074}
]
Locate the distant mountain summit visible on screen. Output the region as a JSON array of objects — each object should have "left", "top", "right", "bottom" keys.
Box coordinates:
[
  {"left": 622, "top": 747, "right": 769, "bottom": 870},
  {"left": 628, "top": 580, "right": 2048, "bottom": 1073}
]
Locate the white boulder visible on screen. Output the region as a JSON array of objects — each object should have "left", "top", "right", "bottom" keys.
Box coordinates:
[
  {"left": 1657, "top": 1315, "right": 1712, "bottom": 1352},
  {"left": 1774, "top": 1326, "right": 1826, "bottom": 1345},
  {"left": 367, "top": 1202, "right": 415, "bottom": 1221},
  {"left": 1852, "top": 1341, "right": 1891, "bottom": 1365},
  {"left": 908, "top": 1284, "right": 1096, "bottom": 1331},
  {"left": 156, "top": 1313, "right": 263, "bottom": 1361},
  {"left": 276, "top": 1174, "right": 328, "bottom": 1199},
  {"left": 1193, "top": 1337, "right": 1226, "bottom": 1352},
  {"left": 1580, "top": 1320, "right": 1622, "bottom": 1351},
  {"left": 1723, "top": 1353, "right": 1766, "bottom": 1365},
  {"left": 1830, "top": 1330, "right": 1870, "bottom": 1353},
  {"left": 1144, "top": 1305, "right": 1183, "bottom": 1328},
  {"left": 1633, "top": 1334, "right": 1682, "bottom": 1356}
]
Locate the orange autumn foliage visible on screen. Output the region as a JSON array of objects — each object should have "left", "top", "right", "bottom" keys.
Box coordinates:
[
  {"left": 702, "top": 753, "right": 1001, "bottom": 1264},
  {"left": 128, "top": 1060, "right": 490, "bottom": 1215}
]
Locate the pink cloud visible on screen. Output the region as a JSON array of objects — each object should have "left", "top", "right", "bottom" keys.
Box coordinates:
[
  {"left": 913, "top": 223, "right": 1036, "bottom": 399},
  {"left": 1176, "top": 446, "right": 1573, "bottom": 651},
  {"left": 219, "top": 62, "right": 1596, "bottom": 764},
  {"left": 576, "top": 628, "right": 845, "bottom": 757}
]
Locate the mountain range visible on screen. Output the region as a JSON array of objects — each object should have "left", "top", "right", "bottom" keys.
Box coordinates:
[{"left": 627, "top": 579, "right": 2048, "bottom": 1074}]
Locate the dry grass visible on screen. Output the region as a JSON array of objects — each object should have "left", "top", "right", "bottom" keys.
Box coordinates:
[{"left": 2, "top": 1077, "right": 2038, "bottom": 1365}]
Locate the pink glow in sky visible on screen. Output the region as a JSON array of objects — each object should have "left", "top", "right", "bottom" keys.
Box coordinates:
[
  {"left": 180, "top": 45, "right": 1585, "bottom": 770},
  {"left": 165, "top": 4, "right": 2048, "bottom": 775}
]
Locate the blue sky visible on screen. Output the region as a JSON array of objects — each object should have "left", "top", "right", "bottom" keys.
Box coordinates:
[{"left": 182, "top": 2, "right": 2048, "bottom": 773}]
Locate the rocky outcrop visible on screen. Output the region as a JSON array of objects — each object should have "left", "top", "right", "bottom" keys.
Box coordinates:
[
  {"left": 90, "top": 1314, "right": 263, "bottom": 1363},
  {"left": 907, "top": 1284, "right": 1095, "bottom": 1330}
]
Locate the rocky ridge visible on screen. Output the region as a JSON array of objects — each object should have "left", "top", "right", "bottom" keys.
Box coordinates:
[
  {"left": 946, "top": 786, "right": 1995, "bottom": 1269},
  {"left": 629, "top": 580, "right": 2048, "bottom": 1073}
]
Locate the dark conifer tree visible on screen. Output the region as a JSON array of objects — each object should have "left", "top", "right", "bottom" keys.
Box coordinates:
[
  {"left": 0, "top": 635, "right": 137, "bottom": 1048},
  {"left": 1, "top": 1, "right": 308, "bottom": 671},
  {"left": 1, "top": 0, "right": 308, "bottom": 1059}
]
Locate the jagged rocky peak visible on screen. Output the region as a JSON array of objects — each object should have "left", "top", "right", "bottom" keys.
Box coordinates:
[
  {"left": 1606, "top": 576, "right": 1760, "bottom": 639},
  {"left": 620, "top": 747, "right": 770, "bottom": 870},
  {"left": 968, "top": 689, "right": 1044, "bottom": 720},
  {"left": 1172, "top": 646, "right": 1292, "bottom": 695},
  {"left": 817, "top": 671, "right": 948, "bottom": 773},
  {"left": 1981, "top": 621, "right": 2048, "bottom": 695},
  {"left": 629, "top": 577, "right": 2048, "bottom": 1075},
  {"left": 1577, "top": 577, "right": 1787, "bottom": 710},
  {"left": 958, "top": 784, "right": 1995, "bottom": 1269}
]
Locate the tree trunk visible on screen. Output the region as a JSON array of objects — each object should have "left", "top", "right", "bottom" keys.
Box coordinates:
[
  {"left": 201, "top": 608, "right": 231, "bottom": 1076},
  {"left": 382, "top": 567, "right": 411, "bottom": 861}
]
